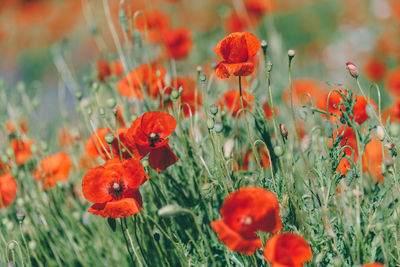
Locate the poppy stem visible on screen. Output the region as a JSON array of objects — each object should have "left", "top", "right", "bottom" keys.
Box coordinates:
[
  {"left": 238, "top": 76, "right": 262, "bottom": 172},
  {"left": 181, "top": 208, "right": 216, "bottom": 267},
  {"left": 120, "top": 218, "right": 143, "bottom": 267}
]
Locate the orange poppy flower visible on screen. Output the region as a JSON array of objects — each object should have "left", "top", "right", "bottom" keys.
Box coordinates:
[
  {"left": 385, "top": 67, "right": 400, "bottom": 97},
  {"left": 82, "top": 158, "right": 147, "bottom": 218},
  {"left": 127, "top": 111, "right": 178, "bottom": 171},
  {"left": 34, "top": 152, "right": 72, "bottom": 189},
  {"left": 263, "top": 232, "right": 312, "bottom": 267},
  {"left": 214, "top": 32, "right": 261, "bottom": 79},
  {"left": 5, "top": 120, "right": 27, "bottom": 134},
  {"left": 224, "top": 12, "right": 250, "bottom": 33},
  {"left": 244, "top": 0, "right": 277, "bottom": 17},
  {"left": 162, "top": 27, "right": 193, "bottom": 60},
  {"left": 363, "top": 58, "right": 387, "bottom": 82},
  {"left": 332, "top": 126, "right": 358, "bottom": 175},
  {"left": 381, "top": 99, "right": 400, "bottom": 124},
  {"left": 11, "top": 138, "right": 34, "bottom": 165},
  {"left": 283, "top": 79, "right": 323, "bottom": 106},
  {"left": 135, "top": 9, "right": 171, "bottom": 43},
  {"left": 118, "top": 64, "right": 166, "bottom": 99},
  {"left": 97, "top": 60, "right": 124, "bottom": 82},
  {"left": 210, "top": 186, "right": 282, "bottom": 255},
  {"left": 219, "top": 89, "right": 254, "bottom": 117},
  {"left": 0, "top": 172, "right": 18, "bottom": 209},
  {"left": 85, "top": 128, "right": 110, "bottom": 158},
  {"left": 362, "top": 263, "right": 385, "bottom": 267},
  {"left": 362, "top": 138, "right": 384, "bottom": 183}
]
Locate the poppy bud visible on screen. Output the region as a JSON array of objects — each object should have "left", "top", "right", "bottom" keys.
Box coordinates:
[
  {"left": 170, "top": 90, "right": 179, "bottom": 101},
  {"left": 31, "top": 144, "right": 38, "bottom": 154},
  {"left": 375, "top": 126, "right": 385, "bottom": 141},
  {"left": 91, "top": 82, "right": 99, "bottom": 92},
  {"left": 157, "top": 204, "right": 183, "bottom": 217},
  {"left": 301, "top": 135, "right": 312, "bottom": 152},
  {"left": 87, "top": 107, "right": 93, "bottom": 116},
  {"left": 261, "top": 40, "right": 268, "bottom": 54},
  {"left": 209, "top": 104, "right": 219, "bottom": 115},
  {"left": 274, "top": 146, "right": 284, "bottom": 157},
  {"left": 178, "top": 86, "right": 183, "bottom": 95},
  {"left": 75, "top": 91, "right": 83, "bottom": 101},
  {"left": 142, "top": 159, "right": 149, "bottom": 168},
  {"left": 345, "top": 62, "right": 359, "bottom": 78},
  {"left": 8, "top": 242, "right": 15, "bottom": 250},
  {"left": 106, "top": 98, "right": 116, "bottom": 109},
  {"left": 196, "top": 66, "right": 202, "bottom": 73},
  {"left": 280, "top": 123, "right": 288, "bottom": 139},
  {"left": 207, "top": 118, "right": 215, "bottom": 130},
  {"left": 267, "top": 61, "right": 273, "bottom": 72},
  {"left": 199, "top": 73, "right": 207, "bottom": 83},
  {"left": 32, "top": 98, "right": 40, "bottom": 109},
  {"left": 16, "top": 211, "right": 25, "bottom": 223},
  {"left": 153, "top": 228, "right": 162, "bottom": 242},
  {"left": 105, "top": 133, "right": 114, "bottom": 144},
  {"left": 214, "top": 122, "right": 223, "bottom": 133},
  {"left": 98, "top": 107, "right": 106, "bottom": 117},
  {"left": 389, "top": 122, "right": 400, "bottom": 137},
  {"left": 288, "top": 49, "right": 296, "bottom": 60},
  {"left": 385, "top": 142, "right": 395, "bottom": 151}
]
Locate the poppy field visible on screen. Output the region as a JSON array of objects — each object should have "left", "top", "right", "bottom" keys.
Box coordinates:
[{"left": 1, "top": 0, "right": 400, "bottom": 266}]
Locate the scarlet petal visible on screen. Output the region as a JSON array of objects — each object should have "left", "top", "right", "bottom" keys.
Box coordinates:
[
  {"left": 88, "top": 195, "right": 142, "bottom": 218},
  {"left": 122, "top": 158, "right": 147, "bottom": 188},
  {"left": 148, "top": 145, "right": 178, "bottom": 171},
  {"left": 211, "top": 219, "right": 262, "bottom": 255},
  {"left": 216, "top": 62, "right": 255, "bottom": 78},
  {"left": 0, "top": 173, "right": 18, "bottom": 208},
  {"left": 244, "top": 32, "right": 261, "bottom": 58},
  {"left": 140, "top": 111, "right": 177, "bottom": 139},
  {"left": 263, "top": 233, "right": 312, "bottom": 267},
  {"left": 82, "top": 165, "right": 114, "bottom": 203},
  {"left": 215, "top": 62, "right": 231, "bottom": 79}
]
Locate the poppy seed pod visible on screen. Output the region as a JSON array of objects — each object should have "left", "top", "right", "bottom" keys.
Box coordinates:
[
  {"left": 274, "top": 146, "right": 284, "bottom": 157},
  {"left": 16, "top": 211, "right": 25, "bottom": 223},
  {"left": 104, "top": 133, "right": 114, "bottom": 144},
  {"left": 214, "top": 122, "right": 223, "bottom": 133},
  {"left": 98, "top": 107, "right": 105, "bottom": 117},
  {"left": 106, "top": 98, "right": 116, "bottom": 109},
  {"left": 209, "top": 104, "right": 219, "bottom": 115},
  {"left": 346, "top": 62, "right": 359, "bottom": 78},
  {"left": 288, "top": 49, "right": 296, "bottom": 60},
  {"left": 199, "top": 73, "right": 207, "bottom": 83}
]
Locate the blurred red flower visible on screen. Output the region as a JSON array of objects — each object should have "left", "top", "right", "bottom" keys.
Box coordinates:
[
  {"left": 0, "top": 172, "right": 18, "bottom": 209},
  {"left": 211, "top": 186, "right": 282, "bottom": 255},
  {"left": 385, "top": 67, "right": 400, "bottom": 97},
  {"left": 82, "top": 158, "right": 147, "bottom": 218},
  {"left": 218, "top": 89, "right": 254, "bottom": 117},
  {"left": 162, "top": 27, "right": 193, "bottom": 60},
  {"left": 214, "top": 32, "right": 261, "bottom": 79},
  {"left": 127, "top": 111, "right": 178, "bottom": 171},
  {"left": 263, "top": 232, "right": 312, "bottom": 267},
  {"left": 363, "top": 58, "right": 387, "bottom": 82},
  {"left": 34, "top": 152, "right": 72, "bottom": 189},
  {"left": 11, "top": 138, "right": 34, "bottom": 165}
]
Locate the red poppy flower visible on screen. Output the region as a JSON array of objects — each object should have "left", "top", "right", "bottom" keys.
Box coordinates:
[
  {"left": 363, "top": 58, "right": 387, "bottom": 82},
  {"left": 162, "top": 27, "right": 193, "bottom": 60},
  {"left": 127, "top": 111, "right": 178, "bottom": 171},
  {"left": 332, "top": 126, "right": 358, "bottom": 175},
  {"left": 214, "top": 32, "right": 261, "bottom": 79},
  {"left": 34, "top": 152, "right": 72, "bottom": 189},
  {"left": 362, "top": 263, "right": 386, "bottom": 267},
  {"left": 362, "top": 138, "right": 384, "bottom": 183},
  {"left": 97, "top": 60, "right": 124, "bottom": 82},
  {"left": 385, "top": 67, "right": 400, "bottom": 97},
  {"left": 5, "top": 120, "right": 27, "bottom": 134},
  {"left": 0, "top": 172, "right": 18, "bottom": 209},
  {"left": 263, "top": 232, "right": 312, "bottom": 267},
  {"left": 115, "top": 106, "right": 127, "bottom": 128},
  {"left": 224, "top": 12, "right": 251, "bottom": 33},
  {"left": 11, "top": 138, "right": 34, "bottom": 165},
  {"left": 284, "top": 79, "right": 323, "bottom": 106},
  {"left": 219, "top": 89, "right": 254, "bottom": 117},
  {"left": 118, "top": 64, "right": 166, "bottom": 99},
  {"left": 82, "top": 158, "right": 147, "bottom": 218},
  {"left": 382, "top": 99, "right": 400, "bottom": 124},
  {"left": 210, "top": 186, "right": 282, "bottom": 255}
]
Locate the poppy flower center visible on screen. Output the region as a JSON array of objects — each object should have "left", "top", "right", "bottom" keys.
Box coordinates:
[
  {"left": 239, "top": 216, "right": 253, "bottom": 226},
  {"left": 147, "top": 132, "right": 163, "bottom": 147},
  {"left": 108, "top": 180, "right": 126, "bottom": 200}
]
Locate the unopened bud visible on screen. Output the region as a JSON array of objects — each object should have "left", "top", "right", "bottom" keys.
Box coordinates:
[
  {"left": 75, "top": 91, "right": 83, "bottom": 101},
  {"left": 199, "top": 73, "right": 206, "bottom": 83},
  {"left": 157, "top": 204, "right": 183, "bottom": 217},
  {"left": 261, "top": 40, "right": 268, "bottom": 54},
  {"left": 345, "top": 62, "right": 359, "bottom": 78},
  {"left": 87, "top": 107, "right": 93, "bottom": 116},
  {"left": 375, "top": 126, "right": 385, "bottom": 141},
  {"left": 91, "top": 82, "right": 99, "bottom": 92},
  {"left": 170, "top": 90, "right": 179, "bottom": 101},
  {"left": 280, "top": 123, "right": 288, "bottom": 139},
  {"left": 214, "top": 122, "right": 223, "bottom": 133},
  {"left": 106, "top": 98, "right": 116, "bottom": 109},
  {"left": 8, "top": 242, "right": 15, "bottom": 250},
  {"left": 105, "top": 133, "right": 114, "bottom": 144},
  {"left": 274, "top": 146, "right": 284, "bottom": 157},
  {"left": 385, "top": 142, "right": 395, "bottom": 151},
  {"left": 142, "top": 159, "right": 149, "bottom": 168},
  {"left": 196, "top": 66, "right": 202, "bottom": 73},
  {"left": 16, "top": 211, "right": 25, "bottom": 223},
  {"left": 178, "top": 86, "right": 183, "bottom": 95},
  {"left": 209, "top": 104, "right": 218, "bottom": 116}
]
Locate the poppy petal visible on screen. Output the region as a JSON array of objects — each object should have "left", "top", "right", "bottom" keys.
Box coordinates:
[
  {"left": 82, "top": 165, "right": 114, "bottom": 203},
  {"left": 122, "top": 158, "right": 147, "bottom": 188},
  {"left": 88, "top": 195, "right": 142, "bottom": 218},
  {"left": 211, "top": 219, "right": 262, "bottom": 255},
  {"left": 140, "top": 111, "right": 177, "bottom": 139},
  {"left": 148, "top": 145, "right": 178, "bottom": 171}
]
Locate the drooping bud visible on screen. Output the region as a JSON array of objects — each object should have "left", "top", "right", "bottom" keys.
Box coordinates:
[
  {"left": 280, "top": 123, "right": 288, "bottom": 140},
  {"left": 385, "top": 155, "right": 394, "bottom": 167},
  {"left": 375, "top": 126, "right": 385, "bottom": 141},
  {"left": 157, "top": 204, "right": 183, "bottom": 217},
  {"left": 345, "top": 62, "right": 359, "bottom": 78}
]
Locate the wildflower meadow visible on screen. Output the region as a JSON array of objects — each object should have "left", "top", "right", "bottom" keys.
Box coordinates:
[{"left": 1, "top": 0, "right": 400, "bottom": 266}]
